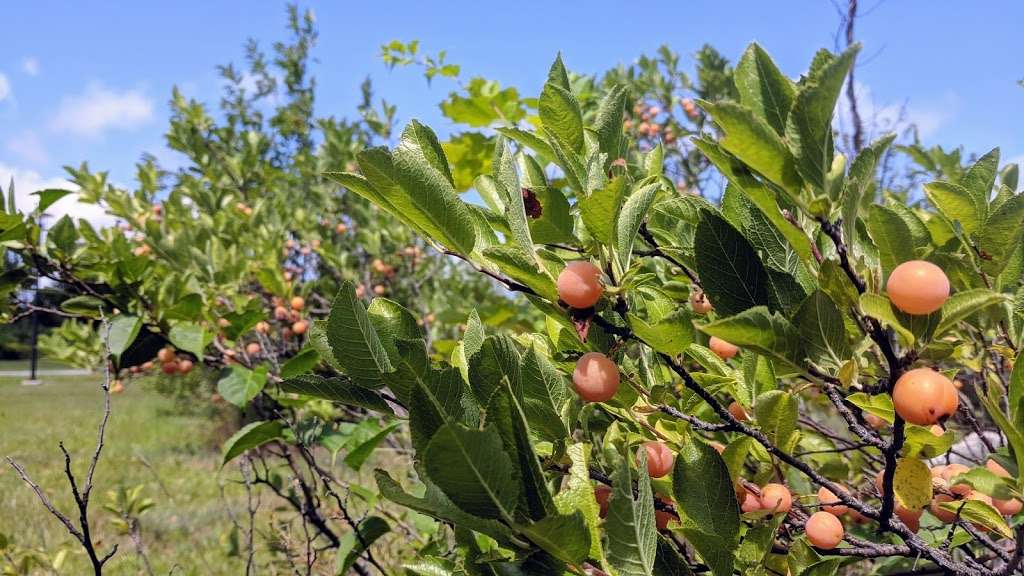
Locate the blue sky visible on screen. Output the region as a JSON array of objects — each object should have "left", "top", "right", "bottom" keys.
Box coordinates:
[{"left": 2, "top": 1, "right": 1022, "bottom": 221}]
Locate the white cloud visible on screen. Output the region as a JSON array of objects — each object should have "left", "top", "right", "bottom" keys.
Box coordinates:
[
  {"left": 50, "top": 83, "right": 154, "bottom": 137},
  {"left": 0, "top": 162, "right": 117, "bottom": 229},
  {"left": 0, "top": 73, "right": 10, "bottom": 102},
  {"left": 5, "top": 131, "right": 49, "bottom": 165},
  {"left": 22, "top": 58, "right": 39, "bottom": 76},
  {"left": 837, "top": 81, "right": 958, "bottom": 140}
]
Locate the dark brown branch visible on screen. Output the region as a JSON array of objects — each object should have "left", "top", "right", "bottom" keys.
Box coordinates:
[
  {"left": 5, "top": 319, "right": 119, "bottom": 575},
  {"left": 844, "top": 0, "right": 864, "bottom": 152}
]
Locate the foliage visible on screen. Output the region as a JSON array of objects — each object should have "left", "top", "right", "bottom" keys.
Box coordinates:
[
  {"left": 3, "top": 10, "right": 1024, "bottom": 576},
  {"left": 305, "top": 45, "right": 1024, "bottom": 575}
]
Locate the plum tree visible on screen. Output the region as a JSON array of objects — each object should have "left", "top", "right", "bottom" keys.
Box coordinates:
[
  {"left": 805, "top": 511, "right": 844, "bottom": 549},
  {"left": 886, "top": 260, "right": 950, "bottom": 315},
  {"left": 572, "top": 352, "right": 620, "bottom": 402},
  {"left": 892, "top": 368, "right": 959, "bottom": 425},
  {"left": 556, "top": 261, "right": 604, "bottom": 309},
  {"left": 7, "top": 28, "right": 1024, "bottom": 576}
]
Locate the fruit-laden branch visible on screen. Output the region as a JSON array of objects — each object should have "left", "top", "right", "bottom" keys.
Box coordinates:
[
  {"left": 5, "top": 319, "right": 120, "bottom": 575},
  {"left": 445, "top": 238, "right": 1006, "bottom": 574},
  {"left": 816, "top": 216, "right": 915, "bottom": 529}
]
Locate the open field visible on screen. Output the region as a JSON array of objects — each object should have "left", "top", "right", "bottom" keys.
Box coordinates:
[{"left": 0, "top": 372, "right": 249, "bottom": 575}]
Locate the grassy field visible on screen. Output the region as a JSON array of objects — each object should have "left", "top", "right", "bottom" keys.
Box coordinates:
[
  {"left": 0, "top": 372, "right": 250, "bottom": 575},
  {"left": 0, "top": 359, "right": 78, "bottom": 372}
]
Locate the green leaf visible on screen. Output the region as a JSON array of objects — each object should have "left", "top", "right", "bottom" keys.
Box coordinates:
[
  {"left": 960, "top": 148, "right": 999, "bottom": 213},
  {"left": 1001, "top": 163, "right": 1019, "bottom": 191},
  {"left": 520, "top": 346, "right": 570, "bottom": 442},
  {"left": 344, "top": 421, "right": 402, "bottom": 471},
  {"left": 793, "top": 291, "right": 851, "bottom": 370},
  {"left": 404, "top": 344, "right": 466, "bottom": 452},
  {"left": 672, "top": 441, "right": 739, "bottom": 576},
  {"left": 485, "top": 385, "right": 554, "bottom": 521},
  {"left": 367, "top": 297, "right": 422, "bottom": 363},
  {"left": 545, "top": 127, "right": 586, "bottom": 193},
  {"left": 932, "top": 289, "right": 1008, "bottom": 340},
  {"left": 32, "top": 188, "right": 74, "bottom": 213},
  {"left": 628, "top": 310, "right": 695, "bottom": 356},
  {"left": 165, "top": 293, "right": 203, "bottom": 321},
  {"left": 539, "top": 83, "right": 583, "bottom": 153},
  {"left": 391, "top": 121, "right": 478, "bottom": 255},
  {"left": 279, "top": 375, "right": 393, "bottom": 414},
  {"left": 280, "top": 347, "right": 320, "bottom": 379},
  {"left": 846, "top": 393, "right": 894, "bottom": 422},
  {"left": 754, "top": 390, "right": 798, "bottom": 448},
  {"left": 1010, "top": 358, "right": 1024, "bottom": 427},
  {"left": 442, "top": 132, "right": 494, "bottom": 192},
  {"left": 494, "top": 127, "right": 555, "bottom": 161},
  {"left": 924, "top": 181, "right": 984, "bottom": 236},
  {"left": 842, "top": 134, "right": 897, "bottom": 246},
  {"left": 948, "top": 468, "right": 1016, "bottom": 500},
  {"left": 654, "top": 535, "right": 696, "bottom": 576},
  {"left": 735, "top": 43, "right": 796, "bottom": 134},
  {"left": 699, "top": 100, "right": 802, "bottom": 194},
  {"left": 865, "top": 204, "right": 915, "bottom": 278},
  {"left": 700, "top": 306, "right": 805, "bottom": 370},
  {"left": 439, "top": 78, "right": 525, "bottom": 127},
  {"left": 107, "top": 315, "right": 142, "bottom": 360},
  {"left": 376, "top": 473, "right": 513, "bottom": 544},
  {"left": 423, "top": 423, "right": 519, "bottom": 522},
  {"left": 694, "top": 137, "right": 812, "bottom": 262},
  {"left": 60, "top": 295, "right": 106, "bottom": 318},
  {"left": 592, "top": 85, "right": 628, "bottom": 164},
  {"left": 939, "top": 499, "right": 1012, "bottom": 539},
  {"left": 893, "top": 458, "right": 932, "bottom": 509},
  {"left": 800, "top": 559, "right": 842, "bottom": 576},
  {"left": 217, "top": 365, "right": 268, "bottom": 407},
  {"left": 615, "top": 182, "right": 659, "bottom": 274},
  {"left": 47, "top": 215, "right": 77, "bottom": 255},
  {"left": 483, "top": 245, "right": 558, "bottom": 302},
  {"left": 606, "top": 448, "right": 656, "bottom": 576},
  {"left": 785, "top": 45, "right": 858, "bottom": 191},
  {"left": 553, "top": 443, "right": 606, "bottom": 563},
  {"left": 977, "top": 192, "right": 1024, "bottom": 275},
  {"left": 326, "top": 282, "right": 394, "bottom": 388},
  {"left": 580, "top": 176, "right": 628, "bottom": 247},
  {"left": 518, "top": 513, "right": 590, "bottom": 566},
  {"left": 859, "top": 293, "right": 916, "bottom": 345},
  {"left": 903, "top": 424, "right": 955, "bottom": 459},
  {"left": 693, "top": 210, "right": 771, "bottom": 316},
  {"left": 168, "top": 322, "right": 206, "bottom": 360},
  {"left": 981, "top": 395, "right": 1024, "bottom": 493},
  {"left": 324, "top": 170, "right": 403, "bottom": 225},
  {"left": 528, "top": 186, "right": 575, "bottom": 245},
  {"left": 336, "top": 516, "right": 389, "bottom": 575},
  {"left": 221, "top": 421, "right": 284, "bottom": 467}
]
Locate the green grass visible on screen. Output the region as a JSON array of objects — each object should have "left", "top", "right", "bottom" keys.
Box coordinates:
[
  {"left": 0, "top": 374, "right": 250, "bottom": 575},
  {"left": 0, "top": 359, "right": 75, "bottom": 372}
]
